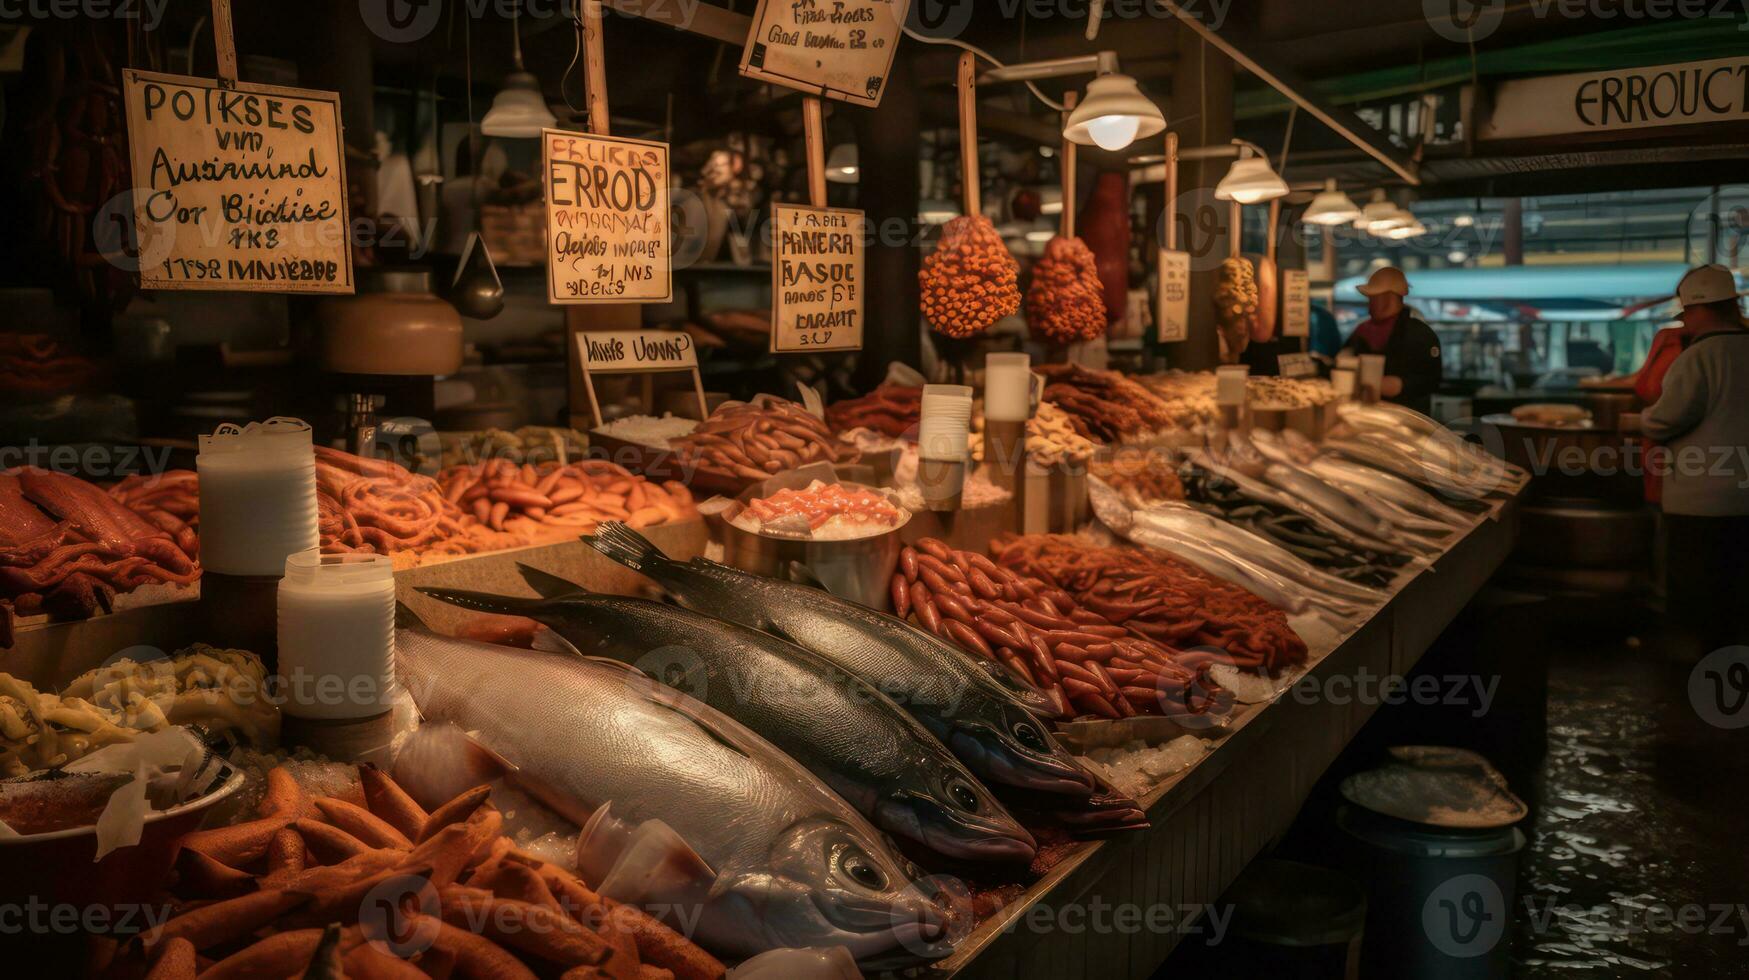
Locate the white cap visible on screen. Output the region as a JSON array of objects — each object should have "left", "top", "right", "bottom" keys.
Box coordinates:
[
  {"left": 1676, "top": 264, "right": 1741, "bottom": 309},
  {"left": 1356, "top": 266, "right": 1410, "bottom": 297}
]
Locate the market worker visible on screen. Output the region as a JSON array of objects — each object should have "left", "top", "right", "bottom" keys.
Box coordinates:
[
  {"left": 1631, "top": 317, "right": 1701, "bottom": 508},
  {"left": 1341, "top": 266, "right": 1443, "bottom": 415},
  {"left": 1641, "top": 264, "right": 1749, "bottom": 659}
]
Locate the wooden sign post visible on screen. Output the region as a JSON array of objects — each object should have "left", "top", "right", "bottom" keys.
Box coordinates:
[
  {"left": 958, "top": 51, "right": 980, "bottom": 219},
  {"left": 739, "top": 0, "right": 911, "bottom": 107},
  {"left": 1157, "top": 132, "right": 1190, "bottom": 343},
  {"left": 120, "top": 2, "right": 352, "bottom": 294},
  {"left": 770, "top": 97, "right": 865, "bottom": 354},
  {"left": 576, "top": 329, "right": 707, "bottom": 427}
]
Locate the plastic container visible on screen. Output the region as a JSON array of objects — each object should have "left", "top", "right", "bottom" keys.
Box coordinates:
[
  {"left": 277, "top": 549, "right": 397, "bottom": 721},
  {"left": 197, "top": 417, "right": 319, "bottom": 577},
  {"left": 1337, "top": 804, "right": 1524, "bottom": 980}
]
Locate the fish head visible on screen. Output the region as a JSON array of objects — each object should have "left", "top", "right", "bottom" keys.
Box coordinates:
[
  {"left": 727, "top": 816, "right": 955, "bottom": 963},
  {"left": 875, "top": 760, "right": 1036, "bottom": 863},
  {"left": 950, "top": 702, "right": 1097, "bottom": 798}
]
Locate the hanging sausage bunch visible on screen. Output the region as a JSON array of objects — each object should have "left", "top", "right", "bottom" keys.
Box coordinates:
[
  {"left": 1025, "top": 236, "right": 1106, "bottom": 344},
  {"left": 919, "top": 215, "right": 1020, "bottom": 339}
]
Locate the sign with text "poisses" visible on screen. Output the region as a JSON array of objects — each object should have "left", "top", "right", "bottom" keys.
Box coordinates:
[
  {"left": 121, "top": 70, "right": 353, "bottom": 293},
  {"left": 1478, "top": 57, "right": 1749, "bottom": 141}
]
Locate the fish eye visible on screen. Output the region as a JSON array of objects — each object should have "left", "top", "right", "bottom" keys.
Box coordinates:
[
  {"left": 946, "top": 777, "right": 981, "bottom": 812},
  {"left": 1012, "top": 721, "right": 1047, "bottom": 752},
  {"left": 841, "top": 849, "right": 887, "bottom": 890}
]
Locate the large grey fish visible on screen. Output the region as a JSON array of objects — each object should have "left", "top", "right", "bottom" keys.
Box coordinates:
[
  {"left": 392, "top": 626, "right": 951, "bottom": 964},
  {"left": 419, "top": 573, "right": 1038, "bottom": 865},
  {"left": 583, "top": 523, "right": 1098, "bottom": 800}
]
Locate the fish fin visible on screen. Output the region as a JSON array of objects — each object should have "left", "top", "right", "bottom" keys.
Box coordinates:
[
  {"left": 416, "top": 586, "right": 542, "bottom": 618},
  {"left": 586, "top": 522, "right": 672, "bottom": 575},
  {"left": 785, "top": 561, "right": 826, "bottom": 590},
  {"left": 516, "top": 562, "right": 589, "bottom": 599},
  {"left": 577, "top": 805, "right": 715, "bottom": 906},
  {"left": 394, "top": 600, "right": 432, "bottom": 632},
  {"left": 530, "top": 626, "right": 580, "bottom": 656}
]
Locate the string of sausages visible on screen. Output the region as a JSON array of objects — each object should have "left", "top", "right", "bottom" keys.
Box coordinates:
[
  {"left": 891, "top": 538, "right": 1231, "bottom": 722},
  {"left": 437, "top": 459, "right": 696, "bottom": 533},
  {"left": 825, "top": 384, "right": 921, "bottom": 438},
  {"left": 989, "top": 533, "right": 1309, "bottom": 675},
  {"left": 670, "top": 399, "right": 845, "bottom": 484}
]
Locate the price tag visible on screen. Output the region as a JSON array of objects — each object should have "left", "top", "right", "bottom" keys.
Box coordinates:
[
  {"left": 1278, "top": 352, "right": 1317, "bottom": 378},
  {"left": 770, "top": 203, "right": 864, "bottom": 353},
  {"left": 739, "top": 0, "right": 910, "bottom": 107},
  {"left": 544, "top": 129, "right": 672, "bottom": 304},
  {"left": 1281, "top": 269, "right": 1311, "bottom": 337},
  {"left": 1157, "top": 249, "right": 1191, "bottom": 343},
  {"left": 121, "top": 69, "right": 353, "bottom": 294}
]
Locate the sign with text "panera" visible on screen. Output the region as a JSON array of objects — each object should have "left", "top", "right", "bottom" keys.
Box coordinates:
[
  {"left": 1479, "top": 57, "right": 1749, "bottom": 141},
  {"left": 543, "top": 129, "right": 672, "bottom": 304},
  {"left": 122, "top": 70, "right": 353, "bottom": 293},
  {"left": 771, "top": 203, "right": 864, "bottom": 353},
  {"left": 739, "top": 0, "right": 910, "bottom": 107}
]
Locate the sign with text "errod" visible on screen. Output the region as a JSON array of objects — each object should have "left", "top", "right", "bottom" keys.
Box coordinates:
[
  {"left": 122, "top": 70, "right": 353, "bottom": 293},
  {"left": 544, "top": 129, "right": 672, "bottom": 304}
]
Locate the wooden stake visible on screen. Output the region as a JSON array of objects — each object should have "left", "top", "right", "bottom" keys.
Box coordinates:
[
  {"left": 582, "top": 0, "right": 611, "bottom": 136},
  {"left": 1163, "top": 131, "right": 1179, "bottom": 250},
  {"left": 957, "top": 51, "right": 980, "bottom": 218},
  {"left": 210, "top": 0, "right": 237, "bottom": 85},
  {"left": 1059, "top": 91, "right": 1077, "bottom": 239},
  {"left": 802, "top": 97, "right": 827, "bottom": 209},
  {"left": 1266, "top": 199, "right": 1281, "bottom": 264},
  {"left": 1229, "top": 200, "right": 1242, "bottom": 259}
]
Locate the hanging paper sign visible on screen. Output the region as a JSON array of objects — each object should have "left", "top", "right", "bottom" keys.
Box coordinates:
[
  {"left": 1281, "top": 269, "right": 1311, "bottom": 338},
  {"left": 770, "top": 203, "right": 864, "bottom": 353},
  {"left": 121, "top": 69, "right": 353, "bottom": 293},
  {"left": 1157, "top": 249, "right": 1191, "bottom": 343},
  {"left": 1278, "top": 351, "right": 1317, "bottom": 378},
  {"left": 738, "top": 0, "right": 910, "bottom": 107},
  {"left": 543, "top": 128, "right": 672, "bottom": 304}
]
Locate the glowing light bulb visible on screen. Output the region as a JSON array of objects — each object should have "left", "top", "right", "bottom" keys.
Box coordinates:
[{"left": 1084, "top": 114, "right": 1141, "bottom": 151}]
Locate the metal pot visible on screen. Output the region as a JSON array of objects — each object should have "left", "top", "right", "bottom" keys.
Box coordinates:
[{"left": 715, "top": 471, "right": 910, "bottom": 611}]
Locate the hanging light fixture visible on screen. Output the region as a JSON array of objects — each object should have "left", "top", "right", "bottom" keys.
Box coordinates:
[
  {"left": 481, "top": 8, "right": 555, "bottom": 138},
  {"left": 1302, "top": 178, "right": 1361, "bottom": 225},
  {"left": 825, "top": 144, "right": 859, "bottom": 183},
  {"left": 1214, "top": 147, "right": 1288, "bottom": 204},
  {"left": 1357, "top": 190, "right": 1409, "bottom": 234},
  {"left": 1385, "top": 217, "right": 1427, "bottom": 240},
  {"left": 1063, "top": 72, "right": 1165, "bottom": 152}
]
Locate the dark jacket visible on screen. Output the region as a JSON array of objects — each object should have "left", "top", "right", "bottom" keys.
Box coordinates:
[{"left": 1341, "top": 310, "right": 1443, "bottom": 415}]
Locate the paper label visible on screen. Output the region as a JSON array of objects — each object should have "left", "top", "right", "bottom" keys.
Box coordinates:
[
  {"left": 1281, "top": 269, "right": 1311, "bottom": 337},
  {"left": 1157, "top": 249, "right": 1191, "bottom": 343},
  {"left": 579, "top": 330, "right": 697, "bottom": 374}
]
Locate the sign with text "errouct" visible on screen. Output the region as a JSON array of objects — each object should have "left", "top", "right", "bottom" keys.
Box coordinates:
[
  {"left": 121, "top": 69, "right": 353, "bottom": 293},
  {"left": 543, "top": 129, "right": 672, "bottom": 304},
  {"left": 771, "top": 203, "right": 864, "bottom": 353},
  {"left": 739, "top": 0, "right": 910, "bottom": 107},
  {"left": 1478, "top": 57, "right": 1749, "bottom": 141}
]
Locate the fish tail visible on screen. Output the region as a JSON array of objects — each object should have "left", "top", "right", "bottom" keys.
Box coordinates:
[
  {"left": 516, "top": 562, "right": 590, "bottom": 599},
  {"left": 415, "top": 586, "right": 544, "bottom": 618},
  {"left": 586, "top": 521, "right": 674, "bottom": 577}
]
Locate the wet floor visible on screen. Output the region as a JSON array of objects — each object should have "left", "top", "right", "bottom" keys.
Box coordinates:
[{"left": 1511, "top": 614, "right": 1749, "bottom": 977}]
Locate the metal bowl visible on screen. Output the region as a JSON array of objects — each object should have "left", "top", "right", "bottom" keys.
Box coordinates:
[{"left": 716, "top": 472, "right": 911, "bottom": 611}]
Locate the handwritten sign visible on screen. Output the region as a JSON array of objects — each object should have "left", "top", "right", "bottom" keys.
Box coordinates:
[
  {"left": 739, "top": 0, "right": 910, "bottom": 107},
  {"left": 121, "top": 70, "right": 352, "bottom": 293},
  {"left": 1157, "top": 249, "right": 1191, "bottom": 343},
  {"left": 1278, "top": 351, "right": 1317, "bottom": 378},
  {"left": 580, "top": 330, "right": 697, "bottom": 374},
  {"left": 770, "top": 203, "right": 863, "bottom": 353},
  {"left": 1281, "top": 269, "right": 1311, "bottom": 337},
  {"left": 543, "top": 129, "right": 672, "bottom": 304}
]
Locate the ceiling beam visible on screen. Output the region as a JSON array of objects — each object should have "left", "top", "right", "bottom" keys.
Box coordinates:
[
  {"left": 1157, "top": 2, "right": 1423, "bottom": 186},
  {"left": 604, "top": 0, "right": 749, "bottom": 45}
]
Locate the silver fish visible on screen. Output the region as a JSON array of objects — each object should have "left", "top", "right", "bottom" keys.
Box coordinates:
[
  {"left": 585, "top": 523, "right": 1099, "bottom": 800},
  {"left": 393, "top": 627, "right": 951, "bottom": 964},
  {"left": 419, "top": 575, "right": 1038, "bottom": 865}
]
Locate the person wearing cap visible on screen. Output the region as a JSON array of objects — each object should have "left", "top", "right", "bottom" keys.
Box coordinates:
[
  {"left": 1342, "top": 266, "right": 1443, "bottom": 415},
  {"left": 1640, "top": 264, "right": 1749, "bottom": 658}
]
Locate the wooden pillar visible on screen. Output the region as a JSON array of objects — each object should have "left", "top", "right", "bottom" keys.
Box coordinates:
[
  {"left": 1502, "top": 197, "right": 1524, "bottom": 266},
  {"left": 852, "top": 49, "right": 922, "bottom": 391},
  {"left": 1161, "top": 27, "right": 1234, "bottom": 372}
]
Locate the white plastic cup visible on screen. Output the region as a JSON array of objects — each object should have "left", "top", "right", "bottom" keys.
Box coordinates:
[{"left": 277, "top": 549, "right": 397, "bottom": 721}]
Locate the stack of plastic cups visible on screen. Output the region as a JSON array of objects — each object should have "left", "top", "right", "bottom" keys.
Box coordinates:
[
  {"left": 1357, "top": 354, "right": 1387, "bottom": 404},
  {"left": 277, "top": 549, "right": 398, "bottom": 759},
  {"left": 197, "top": 418, "right": 320, "bottom": 667},
  {"left": 918, "top": 384, "right": 973, "bottom": 511},
  {"left": 983, "top": 353, "right": 1032, "bottom": 495},
  {"left": 1215, "top": 364, "right": 1250, "bottom": 432}
]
